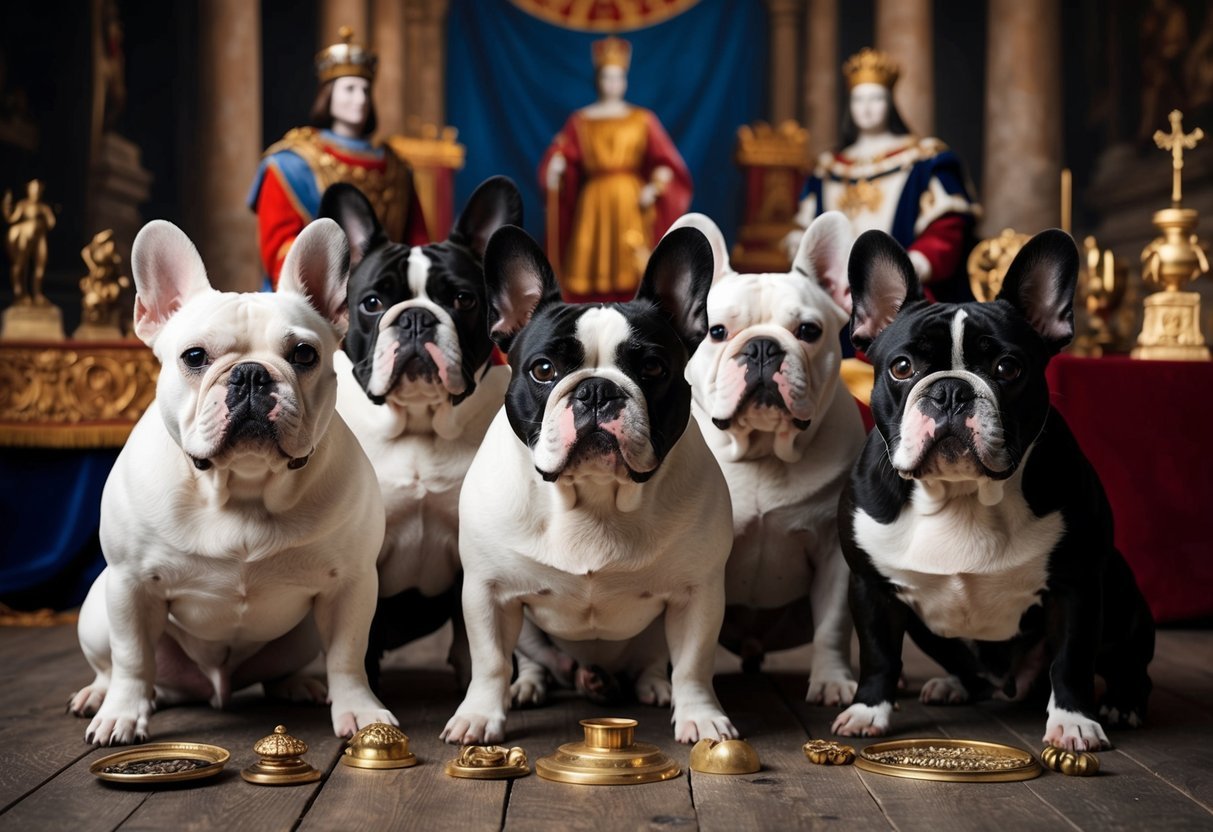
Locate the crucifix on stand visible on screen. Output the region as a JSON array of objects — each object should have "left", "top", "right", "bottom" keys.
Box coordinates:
[{"left": 1154, "top": 109, "right": 1205, "bottom": 208}]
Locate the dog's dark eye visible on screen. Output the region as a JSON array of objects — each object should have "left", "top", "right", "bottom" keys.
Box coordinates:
[
  {"left": 290, "top": 343, "right": 319, "bottom": 368},
  {"left": 641, "top": 356, "right": 668, "bottom": 381},
  {"left": 529, "top": 358, "right": 557, "bottom": 383},
  {"left": 181, "top": 347, "right": 209, "bottom": 370},
  {"left": 360, "top": 294, "right": 384, "bottom": 315},
  {"left": 889, "top": 356, "right": 914, "bottom": 380},
  {"left": 709, "top": 324, "right": 728, "bottom": 341},
  {"left": 797, "top": 322, "right": 823, "bottom": 343},
  {"left": 994, "top": 356, "right": 1022, "bottom": 382},
  {"left": 453, "top": 291, "right": 477, "bottom": 311}
]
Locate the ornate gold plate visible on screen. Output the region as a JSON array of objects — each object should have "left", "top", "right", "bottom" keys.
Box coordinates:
[
  {"left": 855, "top": 739, "right": 1041, "bottom": 783},
  {"left": 90, "top": 742, "right": 230, "bottom": 785},
  {"left": 535, "top": 718, "right": 680, "bottom": 785}
]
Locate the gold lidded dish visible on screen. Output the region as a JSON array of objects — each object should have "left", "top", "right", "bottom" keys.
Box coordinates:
[
  {"left": 689, "top": 737, "right": 761, "bottom": 775},
  {"left": 445, "top": 744, "right": 531, "bottom": 780},
  {"left": 1040, "top": 746, "right": 1100, "bottom": 777},
  {"left": 342, "top": 722, "right": 418, "bottom": 770},
  {"left": 803, "top": 739, "right": 856, "bottom": 766},
  {"left": 91, "top": 742, "right": 230, "bottom": 785},
  {"left": 535, "top": 717, "right": 680, "bottom": 785},
  {"left": 855, "top": 738, "right": 1041, "bottom": 783},
  {"left": 241, "top": 725, "right": 322, "bottom": 786}
]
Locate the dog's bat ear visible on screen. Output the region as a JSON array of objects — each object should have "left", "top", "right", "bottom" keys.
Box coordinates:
[
  {"left": 279, "top": 218, "right": 351, "bottom": 336},
  {"left": 664, "top": 212, "right": 732, "bottom": 285},
  {"left": 996, "top": 229, "right": 1078, "bottom": 353},
  {"left": 848, "top": 230, "right": 923, "bottom": 352},
  {"left": 794, "top": 211, "right": 854, "bottom": 320},
  {"left": 319, "top": 183, "right": 386, "bottom": 271},
  {"left": 636, "top": 226, "right": 714, "bottom": 352},
  {"left": 450, "top": 176, "right": 524, "bottom": 261},
  {"left": 482, "top": 225, "right": 561, "bottom": 354},
  {"left": 131, "top": 220, "right": 213, "bottom": 347}
]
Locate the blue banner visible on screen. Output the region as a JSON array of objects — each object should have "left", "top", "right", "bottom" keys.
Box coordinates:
[{"left": 446, "top": 0, "right": 768, "bottom": 249}]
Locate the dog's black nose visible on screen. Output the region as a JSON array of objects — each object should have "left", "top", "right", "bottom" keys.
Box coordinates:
[
  {"left": 575, "top": 377, "right": 625, "bottom": 407},
  {"left": 228, "top": 362, "right": 273, "bottom": 396},
  {"left": 925, "top": 378, "right": 976, "bottom": 415},
  {"left": 397, "top": 307, "right": 438, "bottom": 340},
  {"left": 743, "top": 338, "right": 784, "bottom": 373}
]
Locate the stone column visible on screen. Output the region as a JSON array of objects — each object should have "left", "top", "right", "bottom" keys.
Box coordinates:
[
  {"left": 981, "top": 0, "right": 1062, "bottom": 234},
  {"left": 373, "top": 0, "right": 407, "bottom": 137},
  {"left": 875, "top": 0, "right": 933, "bottom": 135},
  {"left": 403, "top": 0, "right": 450, "bottom": 132},
  {"left": 196, "top": 0, "right": 261, "bottom": 292},
  {"left": 319, "top": 0, "right": 368, "bottom": 48},
  {"left": 766, "top": 0, "right": 802, "bottom": 125},
  {"left": 803, "top": 0, "right": 838, "bottom": 159}
]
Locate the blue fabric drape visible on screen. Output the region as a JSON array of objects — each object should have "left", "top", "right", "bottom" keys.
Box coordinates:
[{"left": 446, "top": 0, "right": 768, "bottom": 249}]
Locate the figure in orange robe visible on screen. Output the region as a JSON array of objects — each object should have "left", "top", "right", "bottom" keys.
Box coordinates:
[{"left": 539, "top": 36, "right": 692, "bottom": 303}]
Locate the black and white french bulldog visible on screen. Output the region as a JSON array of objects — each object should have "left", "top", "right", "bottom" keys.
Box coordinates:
[
  {"left": 319, "top": 177, "right": 522, "bottom": 688},
  {"left": 71, "top": 219, "right": 396, "bottom": 745},
  {"left": 441, "top": 224, "right": 737, "bottom": 745},
  {"left": 833, "top": 228, "right": 1154, "bottom": 751},
  {"left": 673, "top": 211, "right": 866, "bottom": 705}
]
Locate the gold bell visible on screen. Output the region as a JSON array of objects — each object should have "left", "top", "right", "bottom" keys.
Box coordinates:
[
  {"left": 445, "top": 745, "right": 531, "bottom": 780},
  {"left": 803, "top": 739, "right": 856, "bottom": 766},
  {"left": 241, "top": 725, "right": 322, "bottom": 786},
  {"left": 342, "top": 722, "right": 418, "bottom": 770},
  {"left": 689, "top": 737, "right": 761, "bottom": 774},
  {"left": 535, "top": 717, "right": 681, "bottom": 785},
  {"left": 1040, "top": 745, "right": 1101, "bottom": 777}
]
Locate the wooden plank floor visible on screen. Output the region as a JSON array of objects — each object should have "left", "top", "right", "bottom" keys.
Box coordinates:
[{"left": 0, "top": 624, "right": 1210, "bottom": 831}]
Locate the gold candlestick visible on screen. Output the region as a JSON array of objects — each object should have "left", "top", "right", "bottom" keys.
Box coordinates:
[{"left": 1132, "top": 110, "right": 1211, "bottom": 361}]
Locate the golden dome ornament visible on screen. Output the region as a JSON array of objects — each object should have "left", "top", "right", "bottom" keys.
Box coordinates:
[
  {"left": 341, "top": 723, "right": 418, "bottom": 770},
  {"left": 802, "top": 739, "right": 856, "bottom": 766},
  {"left": 241, "top": 725, "right": 322, "bottom": 786},
  {"left": 689, "top": 738, "right": 761, "bottom": 775},
  {"left": 445, "top": 745, "right": 531, "bottom": 780},
  {"left": 1040, "top": 746, "right": 1101, "bottom": 777},
  {"left": 535, "top": 718, "right": 681, "bottom": 785}
]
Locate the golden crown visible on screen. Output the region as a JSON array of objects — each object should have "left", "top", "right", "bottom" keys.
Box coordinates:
[
  {"left": 592, "top": 36, "right": 632, "bottom": 71},
  {"left": 843, "top": 48, "right": 899, "bottom": 90},
  {"left": 315, "top": 26, "right": 377, "bottom": 83}
]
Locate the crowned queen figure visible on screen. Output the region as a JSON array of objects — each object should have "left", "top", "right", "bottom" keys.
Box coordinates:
[
  {"left": 540, "top": 36, "right": 692, "bottom": 303},
  {"left": 248, "top": 26, "right": 428, "bottom": 287},
  {"left": 791, "top": 48, "right": 979, "bottom": 304}
]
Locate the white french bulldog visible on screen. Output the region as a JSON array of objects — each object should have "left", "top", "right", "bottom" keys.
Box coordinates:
[
  {"left": 674, "top": 211, "right": 866, "bottom": 705},
  {"left": 69, "top": 219, "right": 396, "bottom": 745},
  {"left": 442, "top": 224, "right": 737, "bottom": 745}
]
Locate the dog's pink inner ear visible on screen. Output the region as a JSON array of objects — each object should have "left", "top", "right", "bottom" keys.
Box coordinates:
[
  {"left": 279, "top": 219, "right": 350, "bottom": 331},
  {"left": 131, "top": 220, "right": 212, "bottom": 344}
]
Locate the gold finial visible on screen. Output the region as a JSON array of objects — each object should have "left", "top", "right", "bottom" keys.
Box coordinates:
[
  {"left": 1153, "top": 110, "right": 1205, "bottom": 207},
  {"left": 843, "top": 48, "right": 900, "bottom": 90}
]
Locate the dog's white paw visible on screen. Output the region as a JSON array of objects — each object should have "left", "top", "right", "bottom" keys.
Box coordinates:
[
  {"left": 85, "top": 694, "right": 154, "bottom": 746},
  {"left": 1044, "top": 707, "right": 1109, "bottom": 751},
  {"left": 920, "top": 675, "right": 969, "bottom": 705},
  {"left": 69, "top": 680, "right": 108, "bottom": 717},
  {"left": 441, "top": 708, "right": 507, "bottom": 745},
  {"left": 635, "top": 674, "right": 672, "bottom": 707},
  {"left": 510, "top": 675, "right": 548, "bottom": 708},
  {"left": 806, "top": 669, "right": 857, "bottom": 707},
  {"left": 265, "top": 674, "right": 328, "bottom": 705},
  {"left": 672, "top": 708, "right": 737, "bottom": 744},
  {"left": 832, "top": 702, "right": 892, "bottom": 738},
  {"left": 331, "top": 697, "right": 398, "bottom": 738}
]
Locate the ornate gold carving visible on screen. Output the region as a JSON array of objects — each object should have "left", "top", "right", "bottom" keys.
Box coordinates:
[
  {"left": 838, "top": 177, "right": 884, "bottom": 218},
  {"left": 1039, "top": 746, "right": 1100, "bottom": 776},
  {"left": 457, "top": 745, "right": 528, "bottom": 768},
  {"left": 735, "top": 120, "right": 810, "bottom": 170},
  {"left": 802, "top": 739, "right": 856, "bottom": 766},
  {"left": 844, "top": 47, "right": 900, "bottom": 90},
  {"left": 0, "top": 603, "right": 79, "bottom": 627},
  {"left": 75, "top": 229, "right": 131, "bottom": 340},
  {"left": 243, "top": 725, "right": 321, "bottom": 785},
  {"left": 342, "top": 722, "right": 418, "bottom": 769},
  {"left": 967, "top": 228, "right": 1031, "bottom": 302},
  {"left": 855, "top": 739, "right": 1041, "bottom": 782},
  {"left": 732, "top": 121, "right": 810, "bottom": 272},
  {"left": 0, "top": 342, "right": 157, "bottom": 447},
  {"left": 1071, "top": 236, "right": 1129, "bottom": 357}
]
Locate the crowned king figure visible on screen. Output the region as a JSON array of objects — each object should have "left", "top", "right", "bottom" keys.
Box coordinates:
[
  {"left": 792, "top": 48, "right": 979, "bottom": 304},
  {"left": 539, "top": 36, "right": 693, "bottom": 303},
  {"left": 248, "top": 26, "right": 428, "bottom": 287}
]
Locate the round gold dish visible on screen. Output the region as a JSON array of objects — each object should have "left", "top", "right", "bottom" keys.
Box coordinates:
[
  {"left": 341, "top": 723, "right": 418, "bottom": 770},
  {"left": 855, "top": 738, "right": 1041, "bottom": 783},
  {"left": 90, "top": 742, "right": 230, "bottom": 785},
  {"left": 241, "top": 725, "right": 322, "bottom": 786},
  {"left": 535, "top": 718, "right": 681, "bottom": 785},
  {"left": 689, "top": 738, "right": 761, "bottom": 775},
  {"left": 445, "top": 745, "right": 531, "bottom": 780}
]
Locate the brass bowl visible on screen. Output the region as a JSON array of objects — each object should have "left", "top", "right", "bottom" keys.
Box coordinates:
[
  {"left": 90, "top": 742, "right": 230, "bottom": 785},
  {"left": 535, "top": 718, "right": 680, "bottom": 785},
  {"left": 342, "top": 723, "right": 418, "bottom": 770},
  {"left": 856, "top": 738, "right": 1041, "bottom": 783},
  {"left": 689, "top": 738, "right": 761, "bottom": 775}
]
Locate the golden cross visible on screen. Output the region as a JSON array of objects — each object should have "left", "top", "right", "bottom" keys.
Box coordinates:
[{"left": 1154, "top": 109, "right": 1205, "bottom": 206}]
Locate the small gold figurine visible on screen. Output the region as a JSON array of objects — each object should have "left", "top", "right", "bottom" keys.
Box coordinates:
[
  {"left": 1132, "top": 110, "right": 1211, "bottom": 361},
  {"left": 1071, "top": 236, "right": 1128, "bottom": 357},
  {"left": 1040, "top": 745, "right": 1100, "bottom": 777},
  {"left": 74, "top": 229, "right": 131, "bottom": 340},
  {"left": 802, "top": 739, "right": 856, "bottom": 766},
  {"left": 1, "top": 179, "right": 64, "bottom": 340}
]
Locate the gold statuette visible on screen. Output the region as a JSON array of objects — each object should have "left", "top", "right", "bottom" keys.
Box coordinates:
[{"left": 2, "top": 179, "right": 64, "bottom": 340}]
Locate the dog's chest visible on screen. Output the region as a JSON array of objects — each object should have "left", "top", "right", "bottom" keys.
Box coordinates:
[
  {"left": 853, "top": 485, "right": 1063, "bottom": 641},
  {"left": 521, "top": 566, "right": 671, "bottom": 643}
]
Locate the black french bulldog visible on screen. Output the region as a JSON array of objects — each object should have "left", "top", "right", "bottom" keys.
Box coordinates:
[{"left": 832, "top": 228, "right": 1154, "bottom": 751}]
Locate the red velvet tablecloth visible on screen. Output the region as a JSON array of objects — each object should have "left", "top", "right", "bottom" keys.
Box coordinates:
[{"left": 1047, "top": 355, "right": 1213, "bottom": 623}]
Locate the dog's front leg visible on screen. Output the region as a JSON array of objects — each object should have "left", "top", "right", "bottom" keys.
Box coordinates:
[
  {"left": 1044, "top": 582, "right": 1109, "bottom": 751},
  {"left": 806, "top": 538, "right": 857, "bottom": 706},
  {"left": 666, "top": 578, "right": 736, "bottom": 743},
  {"left": 86, "top": 567, "right": 164, "bottom": 745},
  {"left": 314, "top": 564, "right": 397, "bottom": 737},
  {"left": 832, "top": 570, "right": 908, "bottom": 738},
  {"left": 441, "top": 576, "right": 522, "bottom": 744}
]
